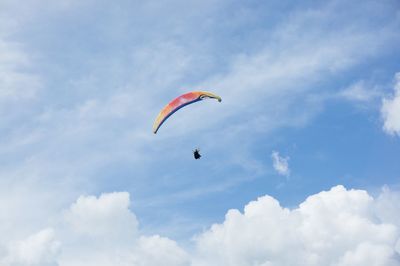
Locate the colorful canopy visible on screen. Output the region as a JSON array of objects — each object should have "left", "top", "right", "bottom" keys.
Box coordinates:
[{"left": 153, "top": 91, "right": 222, "bottom": 134}]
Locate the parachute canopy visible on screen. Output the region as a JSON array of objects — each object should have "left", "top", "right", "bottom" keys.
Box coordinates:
[{"left": 153, "top": 91, "right": 222, "bottom": 134}]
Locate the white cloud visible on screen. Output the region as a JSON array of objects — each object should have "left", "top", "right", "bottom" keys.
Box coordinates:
[
  {"left": 1, "top": 186, "right": 400, "bottom": 266},
  {"left": 382, "top": 73, "right": 400, "bottom": 136},
  {"left": 192, "top": 185, "right": 400, "bottom": 266},
  {"left": 271, "top": 151, "right": 290, "bottom": 176},
  {"left": 336, "top": 242, "right": 397, "bottom": 266},
  {"left": 179, "top": 1, "right": 400, "bottom": 143},
  {"left": 64, "top": 192, "right": 138, "bottom": 240},
  {"left": 0, "top": 191, "right": 188, "bottom": 266},
  {"left": 59, "top": 192, "right": 189, "bottom": 266},
  {"left": 0, "top": 39, "right": 41, "bottom": 102},
  {"left": 130, "top": 236, "right": 189, "bottom": 266},
  {"left": 374, "top": 186, "right": 400, "bottom": 228},
  {"left": 0, "top": 228, "right": 60, "bottom": 266},
  {"left": 339, "top": 80, "right": 381, "bottom": 102}
]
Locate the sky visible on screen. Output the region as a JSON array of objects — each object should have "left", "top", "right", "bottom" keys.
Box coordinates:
[{"left": 0, "top": 0, "right": 400, "bottom": 265}]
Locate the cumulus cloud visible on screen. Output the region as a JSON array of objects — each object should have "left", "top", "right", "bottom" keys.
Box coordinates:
[
  {"left": 0, "top": 228, "right": 60, "bottom": 266},
  {"left": 271, "top": 151, "right": 290, "bottom": 176},
  {"left": 192, "top": 185, "right": 400, "bottom": 266},
  {"left": 59, "top": 192, "right": 189, "bottom": 266},
  {"left": 1, "top": 186, "right": 400, "bottom": 266},
  {"left": 130, "top": 236, "right": 189, "bottom": 266},
  {"left": 64, "top": 192, "right": 138, "bottom": 240},
  {"left": 382, "top": 73, "right": 400, "bottom": 136}
]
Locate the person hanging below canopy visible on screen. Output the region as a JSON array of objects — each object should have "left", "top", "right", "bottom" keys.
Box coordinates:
[{"left": 193, "top": 148, "right": 201, "bottom": 160}]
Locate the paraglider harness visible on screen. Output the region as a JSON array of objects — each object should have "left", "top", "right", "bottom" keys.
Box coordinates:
[{"left": 193, "top": 149, "right": 201, "bottom": 159}]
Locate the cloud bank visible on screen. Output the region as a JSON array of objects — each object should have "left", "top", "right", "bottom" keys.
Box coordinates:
[
  {"left": 1, "top": 186, "right": 399, "bottom": 266},
  {"left": 193, "top": 185, "right": 400, "bottom": 266}
]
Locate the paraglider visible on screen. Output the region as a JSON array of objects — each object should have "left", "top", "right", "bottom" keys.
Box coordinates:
[{"left": 153, "top": 91, "right": 222, "bottom": 159}]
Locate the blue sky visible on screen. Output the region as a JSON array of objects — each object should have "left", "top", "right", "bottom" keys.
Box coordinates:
[{"left": 1, "top": 0, "right": 400, "bottom": 265}]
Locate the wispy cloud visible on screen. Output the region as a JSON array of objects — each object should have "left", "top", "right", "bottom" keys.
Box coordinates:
[
  {"left": 0, "top": 39, "right": 41, "bottom": 106},
  {"left": 271, "top": 151, "right": 290, "bottom": 176},
  {"left": 382, "top": 72, "right": 400, "bottom": 136},
  {"left": 338, "top": 80, "right": 382, "bottom": 103}
]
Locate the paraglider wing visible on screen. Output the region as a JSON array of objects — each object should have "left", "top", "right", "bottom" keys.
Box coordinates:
[{"left": 153, "top": 91, "right": 221, "bottom": 134}]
